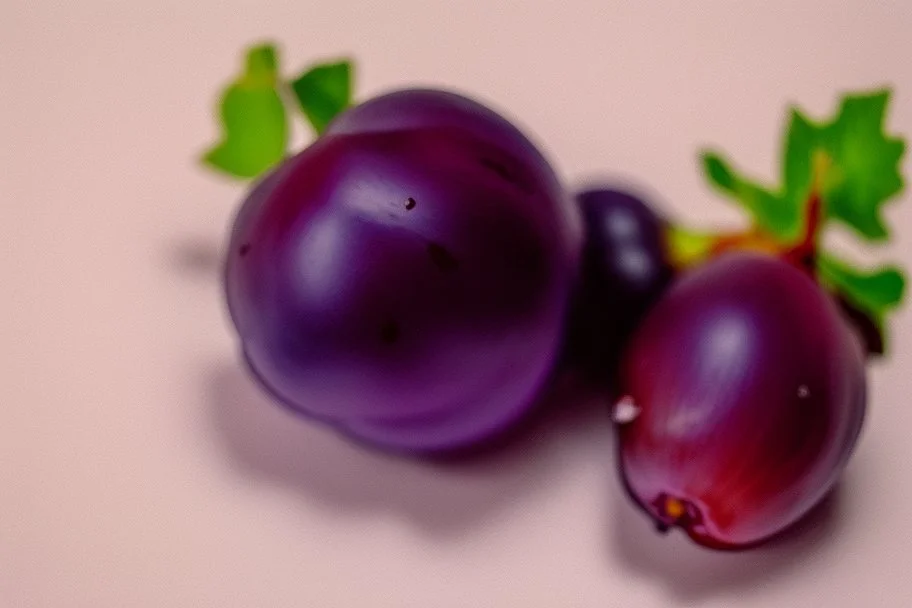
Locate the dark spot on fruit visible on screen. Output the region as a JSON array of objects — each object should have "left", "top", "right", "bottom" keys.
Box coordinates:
[
  {"left": 427, "top": 242, "right": 459, "bottom": 274},
  {"left": 239, "top": 244, "right": 251, "bottom": 257},
  {"left": 405, "top": 197, "right": 417, "bottom": 210},
  {"left": 480, "top": 157, "right": 513, "bottom": 180},
  {"left": 380, "top": 320, "right": 400, "bottom": 345}
]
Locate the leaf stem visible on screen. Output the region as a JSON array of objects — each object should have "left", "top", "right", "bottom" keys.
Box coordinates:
[
  {"left": 783, "top": 150, "right": 830, "bottom": 276},
  {"left": 667, "top": 152, "right": 831, "bottom": 274}
]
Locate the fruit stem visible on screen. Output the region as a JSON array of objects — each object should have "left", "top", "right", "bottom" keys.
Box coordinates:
[
  {"left": 709, "top": 229, "right": 781, "bottom": 258},
  {"left": 652, "top": 493, "right": 701, "bottom": 532},
  {"left": 782, "top": 150, "right": 829, "bottom": 276},
  {"left": 664, "top": 496, "right": 686, "bottom": 519},
  {"left": 666, "top": 151, "right": 831, "bottom": 274}
]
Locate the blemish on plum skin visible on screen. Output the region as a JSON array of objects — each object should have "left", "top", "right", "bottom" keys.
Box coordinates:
[
  {"left": 480, "top": 157, "right": 513, "bottom": 181},
  {"left": 427, "top": 242, "right": 460, "bottom": 274},
  {"left": 479, "top": 157, "right": 534, "bottom": 193},
  {"left": 405, "top": 197, "right": 417, "bottom": 210},
  {"left": 239, "top": 244, "right": 251, "bottom": 257},
  {"left": 380, "top": 321, "right": 401, "bottom": 345}
]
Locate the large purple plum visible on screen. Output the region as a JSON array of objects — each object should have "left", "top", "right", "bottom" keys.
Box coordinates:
[
  {"left": 224, "top": 89, "right": 581, "bottom": 453},
  {"left": 615, "top": 252, "right": 866, "bottom": 549}
]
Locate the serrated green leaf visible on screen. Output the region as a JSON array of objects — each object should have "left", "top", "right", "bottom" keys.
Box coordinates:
[
  {"left": 291, "top": 60, "right": 353, "bottom": 135},
  {"left": 818, "top": 252, "right": 906, "bottom": 331},
  {"left": 817, "top": 90, "right": 906, "bottom": 241},
  {"left": 202, "top": 43, "right": 289, "bottom": 179},
  {"left": 701, "top": 88, "right": 907, "bottom": 245},
  {"left": 699, "top": 151, "right": 801, "bottom": 239}
]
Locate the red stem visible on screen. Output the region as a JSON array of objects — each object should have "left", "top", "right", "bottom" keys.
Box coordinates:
[
  {"left": 680, "top": 155, "right": 829, "bottom": 273},
  {"left": 783, "top": 188, "right": 821, "bottom": 275},
  {"left": 783, "top": 154, "right": 827, "bottom": 277}
]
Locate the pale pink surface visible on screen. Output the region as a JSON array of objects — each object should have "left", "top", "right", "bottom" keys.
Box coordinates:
[{"left": 2, "top": 1, "right": 912, "bottom": 606}]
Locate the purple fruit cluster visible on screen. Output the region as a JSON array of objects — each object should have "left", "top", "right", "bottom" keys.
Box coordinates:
[{"left": 224, "top": 88, "right": 869, "bottom": 549}]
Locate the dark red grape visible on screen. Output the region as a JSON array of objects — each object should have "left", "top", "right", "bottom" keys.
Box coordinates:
[
  {"left": 563, "top": 187, "right": 674, "bottom": 384},
  {"left": 615, "top": 252, "right": 866, "bottom": 549},
  {"left": 224, "top": 90, "right": 581, "bottom": 453}
]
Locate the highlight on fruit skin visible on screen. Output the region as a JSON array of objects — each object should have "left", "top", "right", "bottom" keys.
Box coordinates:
[
  {"left": 223, "top": 87, "right": 582, "bottom": 454},
  {"left": 614, "top": 252, "right": 867, "bottom": 550}
]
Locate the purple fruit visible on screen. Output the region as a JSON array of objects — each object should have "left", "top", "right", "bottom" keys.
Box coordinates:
[
  {"left": 615, "top": 252, "right": 866, "bottom": 549},
  {"left": 564, "top": 187, "right": 674, "bottom": 383},
  {"left": 224, "top": 89, "right": 581, "bottom": 453},
  {"left": 326, "top": 89, "right": 556, "bottom": 179}
]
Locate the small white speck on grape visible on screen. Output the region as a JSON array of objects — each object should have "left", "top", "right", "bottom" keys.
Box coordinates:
[
  {"left": 798, "top": 385, "right": 810, "bottom": 398},
  {"left": 612, "top": 395, "right": 641, "bottom": 424}
]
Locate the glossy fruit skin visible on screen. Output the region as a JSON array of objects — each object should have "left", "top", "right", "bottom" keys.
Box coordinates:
[
  {"left": 616, "top": 252, "right": 866, "bottom": 549},
  {"left": 326, "top": 89, "right": 558, "bottom": 183},
  {"left": 224, "top": 89, "right": 581, "bottom": 453},
  {"left": 324, "top": 88, "right": 578, "bottom": 254},
  {"left": 563, "top": 187, "right": 674, "bottom": 384}
]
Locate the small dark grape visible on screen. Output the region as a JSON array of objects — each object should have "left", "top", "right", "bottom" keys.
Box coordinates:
[{"left": 563, "top": 187, "right": 674, "bottom": 384}]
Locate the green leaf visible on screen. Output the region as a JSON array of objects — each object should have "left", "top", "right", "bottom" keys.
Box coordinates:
[
  {"left": 700, "top": 152, "right": 801, "bottom": 239},
  {"left": 782, "top": 108, "right": 819, "bottom": 201},
  {"left": 702, "top": 152, "right": 738, "bottom": 193},
  {"left": 202, "top": 43, "right": 289, "bottom": 179},
  {"left": 779, "top": 90, "right": 905, "bottom": 241},
  {"left": 817, "top": 90, "right": 906, "bottom": 241},
  {"left": 291, "top": 60, "right": 353, "bottom": 135},
  {"left": 818, "top": 251, "right": 906, "bottom": 333},
  {"left": 699, "top": 88, "right": 907, "bottom": 244}
]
